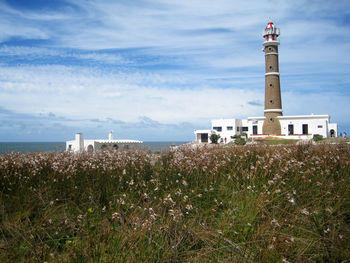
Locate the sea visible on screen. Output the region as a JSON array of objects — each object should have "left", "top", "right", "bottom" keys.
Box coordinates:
[{"left": 0, "top": 141, "right": 189, "bottom": 155}]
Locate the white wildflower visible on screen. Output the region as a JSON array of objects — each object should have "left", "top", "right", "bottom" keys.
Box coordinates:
[
  {"left": 112, "top": 212, "right": 120, "bottom": 220},
  {"left": 185, "top": 204, "right": 193, "bottom": 210},
  {"left": 300, "top": 208, "right": 309, "bottom": 215},
  {"left": 289, "top": 198, "right": 296, "bottom": 205},
  {"left": 271, "top": 218, "right": 280, "bottom": 227}
]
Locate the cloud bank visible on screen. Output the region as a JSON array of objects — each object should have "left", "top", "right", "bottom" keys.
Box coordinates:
[{"left": 0, "top": 0, "right": 349, "bottom": 141}]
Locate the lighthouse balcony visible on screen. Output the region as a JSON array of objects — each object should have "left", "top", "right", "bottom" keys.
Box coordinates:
[{"left": 263, "top": 40, "right": 280, "bottom": 46}]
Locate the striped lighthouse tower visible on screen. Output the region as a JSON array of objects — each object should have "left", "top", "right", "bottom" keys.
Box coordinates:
[{"left": 262, "top": 22, "right": 283, "bottom": 135}]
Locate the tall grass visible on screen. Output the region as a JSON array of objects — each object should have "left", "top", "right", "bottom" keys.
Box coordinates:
[{"left": 0, "top": 143, "right": 349, "bottom": 262}]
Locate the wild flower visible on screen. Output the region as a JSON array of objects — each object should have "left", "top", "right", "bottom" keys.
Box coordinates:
[
  {"left": 271, "top": 219, "right": 280, "bottom": 227},
  {"left": 300, "top": 208, "right": 309, "bottom": 215},
  {"left": 76, "top": 215, "right": 83, "bottom": 222},
  {"left": 185, "top": 204, "right": 193, "bottom": 210},
  {"left": 112, "top": 212, "right": 120, "bottom": 221}
]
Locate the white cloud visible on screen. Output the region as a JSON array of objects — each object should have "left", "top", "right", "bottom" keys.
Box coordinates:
[
  {"left": 0, "top": 0, "right": 350, "bottom": 140},
  {"left": 0, "top": 64, "right": 263, "bottom": 122}
]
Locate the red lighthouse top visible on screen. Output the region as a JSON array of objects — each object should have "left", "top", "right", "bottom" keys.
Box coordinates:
[{"left": 263, "top": 22, "right": 280, "bottom": 42}]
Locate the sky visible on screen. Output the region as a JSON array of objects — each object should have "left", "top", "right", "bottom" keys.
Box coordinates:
[{"left": 0, "top": 0, "right": 349, "bottom": 142}]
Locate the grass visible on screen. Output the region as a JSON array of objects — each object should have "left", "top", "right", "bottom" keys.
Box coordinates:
[
  {"left": 0, "top": 143, "right": 349, "bottom": 262},
  {"left": 253, "top": 138, "right": 298, "bottom": 146}
]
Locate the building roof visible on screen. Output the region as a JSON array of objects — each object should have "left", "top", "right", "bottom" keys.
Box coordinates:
[
  {"left": 277, "top": 114, "right": 330, "bottom": 120},
  {"left": 89, "top": 139, "right": 143, "bottom": 144}
]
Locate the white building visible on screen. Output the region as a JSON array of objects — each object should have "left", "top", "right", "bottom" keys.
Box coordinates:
[
  {"left": 66, "top": 132, "right": 143, "bottom": 153},
  {"left": 194, "top": 115, "right": 337, "bottom": 144}
]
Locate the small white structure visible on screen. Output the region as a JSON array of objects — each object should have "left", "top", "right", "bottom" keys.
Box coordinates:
[
  {"left": 66, "top": 131, "right": 143, "bottom": 153},
  {"left": 194, "top": 115, "right": 337, "bottom": 144}
]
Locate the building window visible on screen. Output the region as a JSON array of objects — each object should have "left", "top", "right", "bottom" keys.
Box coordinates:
[
  {"left": 68, "top": 144, "right": 72, "bottom": 150},
  {"left": 242, "top": 127, "right": 248, "bottom": 132},
  {"left": 227, "top": 126, "right": 233, "bottom": 131},
  {"left": 318, "top": 125, "right": 323, "bottom": 128},
  {"left": 253, "top": 125, "right": 258, "bottom": 135},
  {"left": 213, "top": 126, "right": 222, "bottom": 132},
  {"left": 302, "top": 124, "right": 308, "bottom": 135},
  {"left": 237, "top": 127, "right": 240, "bottom": 132},
  {"left": 288, "top": 124, "right": 294, "bottom": 135}
]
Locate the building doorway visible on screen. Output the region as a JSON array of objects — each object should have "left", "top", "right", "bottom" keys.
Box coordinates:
[
  {"left": 201, "top": 133, "right": 208, "bottom": 143},
  {"left": 288, "top": 124, "right": 294, "bottom": 135},
  {"left": 253, "top": 125, "right": 258, "bottom": 135},
  {"left": 330, "top": 129, "right": 335, "bottom": 137},
  {"left": 302, "top": 124, "right": 308, "bottom": 135}
]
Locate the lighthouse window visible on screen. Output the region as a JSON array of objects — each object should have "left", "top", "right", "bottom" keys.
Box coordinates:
[
  {"left": 269, "top": 117, "right": 273, "bottom": 122},
  {"left": 269, "top": 65, "right": 273, "bottom": 70},
  {"left": 268, "top": 47, "right": 272, "bottom": 51},
  {"left": 269, "top": 99, "right": 274, "bottom": 104},
  {"left": 269, "top": 83, "right": 273, "bottom": 87}
]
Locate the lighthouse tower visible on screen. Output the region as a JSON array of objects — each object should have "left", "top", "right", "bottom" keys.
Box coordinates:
[{"left": 262, "top": 22, "right": 283, "bottom": 135}]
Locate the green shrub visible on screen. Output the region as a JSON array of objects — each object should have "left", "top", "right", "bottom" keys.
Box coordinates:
[
  {"left": 210, "top": 133, "right": 220, "bottom": 144},
  {"left": 234, "top": 135, "right": 246, "bottom": 145},
  {"left": 313, "top": 134, "right": 323, "bottom": 142}
]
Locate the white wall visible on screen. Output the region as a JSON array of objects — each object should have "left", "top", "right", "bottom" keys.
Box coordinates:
[
  {"left": 246, "top": 117, "right": 265, "bottom": 137},
  {"left": 194, "top": 115, "right": 338, "bottom": 144},
  {"left": 278, "top": 115, "right": 330, "bottom": 138},
  {"left": 211, "top": 119, "right": 239, "bottom": 143},
  {"left": 194, "top": 129, "right": 211, "bottom": 143},
  {"left": 328, "top": 123, "right": 338, "bottom": 137}
]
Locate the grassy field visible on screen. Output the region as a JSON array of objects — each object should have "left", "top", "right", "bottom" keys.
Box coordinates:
[
  {"left": 0, "top": 143, "right": 349, "bottom": 262},
  {"left": 252, "top": 138, "right": 298, "bottom": 146}
]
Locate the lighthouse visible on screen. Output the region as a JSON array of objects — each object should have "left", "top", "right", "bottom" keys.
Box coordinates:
[
  {"left": 262, "top": 22, "right": 283, "bottom": 135},
  {"left": 194, "top": 21, "right": 338, "bottom": 143}
]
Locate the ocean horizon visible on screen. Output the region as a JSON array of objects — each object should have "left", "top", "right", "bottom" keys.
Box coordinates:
[{"left": 0, "top": 141, "right": 189, "bottom": 154}]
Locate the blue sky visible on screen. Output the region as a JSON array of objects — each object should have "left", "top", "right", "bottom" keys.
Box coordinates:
[{"left": 0, "top": 0, "right": 349, "bottom": 141}]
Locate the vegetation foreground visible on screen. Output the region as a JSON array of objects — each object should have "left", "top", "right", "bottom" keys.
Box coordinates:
[{"left": 0, "top": 143, "right": 349, "bottom": 262}]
